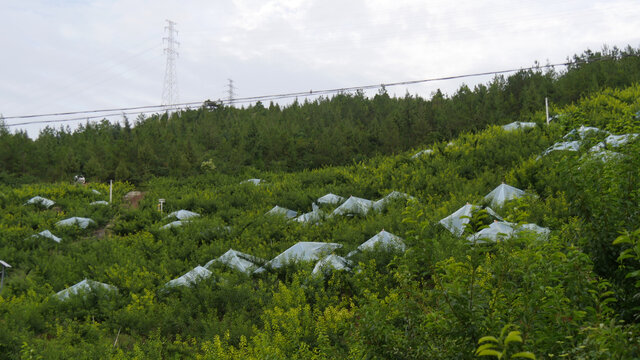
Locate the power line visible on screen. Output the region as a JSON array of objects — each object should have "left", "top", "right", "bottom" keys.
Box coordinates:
[{"left": 3, "top": 53, "right": 635, "bottom": 127}]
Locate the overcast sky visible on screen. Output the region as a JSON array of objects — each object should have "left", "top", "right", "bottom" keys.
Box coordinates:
[{"left": 2, "top": 0, "right": 640, "bottom": 138}]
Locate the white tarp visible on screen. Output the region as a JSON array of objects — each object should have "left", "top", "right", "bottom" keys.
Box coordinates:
[
  {"left": 317, "top": 193, "right": 345, "bottom": 205},
  {"left": 25, "top": 196, "right": 55, "bottom": 208},
  {"left": 266, "top": 205, "right": 298, "bottom": 219},
  {"left": 204, "top": 249, "right": 265, "bottom": 273},
  {"left": 439, "top": 204, "right": 502, "bottom": 236},
  {"left": 312, "top": 254, "right": 351, "bottom": 274},
  {"left": 165, "top": 266, "right": 213, "bottom": 287},
  {"left": 411, "top": 149, "right": 434, "bottom": 158},
  {"left": 541, "top": 141, "right": 581, "bottom": 156},
  {"left": 563, "top": 125, "right": 607, "bottom": 140},
  {"left": 168, "top": 210, "right": 200, "bottom": 220},
  {"left": 56, "top": 279, "right": 117, "bottom": 300},
  {"left": 55, "top": 217, "right": 96, "bottom": 229},
  {"left": 467, "top": 221, "right": 516, "bottom": 243},
  {"left": 90, "top": 200, "right": 109, "bottom": 206},
  {"left": 358, "top": 230, "right": 406, "bottom": 252},
  {"left": 331, "top": 196, "right": 374, "bottom": 217},
  {"left": 294, "top": 204, "right": 323, "bottom": 223},
  {"left": 242, "top": 178, "right": 263, "bottom": 185},
  {"left": 502, "top": 121, "right": 536, "bottom": 131},
  {"left": 161, "top": 220, "right": 186, "bottom": 229},
  {"left": 255, "top": 242, "right": 342, "bottom": 273},
  {"left": 91, "top": 189, "right": 101, "bottom": 195},
  {"left": 605, "top": 133, "right": 638, "bottom": 147},
  {"left": 373, "top": 191, "right": 414, "bottom": 211},
  {"left": 484, "top": 183, "right": 526, "bottom": 207},
  {"left": 32, "top": 230, "right": 62, "bottom": 243},
  {"left": 468, "top": 221, "right": 551, "bottom": 243}
]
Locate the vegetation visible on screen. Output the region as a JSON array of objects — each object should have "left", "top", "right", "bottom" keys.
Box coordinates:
[{"left": 1, "top": 46, "right": 640, "bottom": 358}]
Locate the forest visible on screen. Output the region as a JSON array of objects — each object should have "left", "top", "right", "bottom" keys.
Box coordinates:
[{"left": 1, "top": 46, "right": 640, "bottom": 359}]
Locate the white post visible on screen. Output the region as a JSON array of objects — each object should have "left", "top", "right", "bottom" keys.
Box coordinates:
[
  {"left": 545, "top": 97, "right": 550, "bottom": 125},
  {"left": 109, "top": 180, "right": 113, "bottom": 204}
]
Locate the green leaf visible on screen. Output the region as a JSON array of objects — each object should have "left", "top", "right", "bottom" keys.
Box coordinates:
[
  {"left": 613, "top": 236, "right": 632, "bottom": 245},
  {"left": 475, "top": 343, "right": 498, "bottom": 354},
  {"left": 504, "top": 331, "right": 523, "bottom": 346},
  {"left": 478, "top": 336, "right": 499, "bottom": 344},
  {"left": 477, "top": 349, "right": 502, "bottom": 358},
  {"left": 512, "top": 351, "right": 536, "bottom": 359}
]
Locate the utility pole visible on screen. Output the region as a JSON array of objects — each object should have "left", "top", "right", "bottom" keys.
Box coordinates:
[
  {"left": 227, "top": 79, "right": 236, "bottom": 105},
  {"left": 162, "top": 20, "right": 179, "bottom": 111},
  {"left": 545, "top": 97, "right": 550, "bottom": 125},
  {"left": 0, "top": 260, "right": 11, "bottom": 294}
]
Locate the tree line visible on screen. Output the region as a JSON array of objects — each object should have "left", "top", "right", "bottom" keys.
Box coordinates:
[{"left": 1, "top": 45, "right": 639, "bottom": 184}]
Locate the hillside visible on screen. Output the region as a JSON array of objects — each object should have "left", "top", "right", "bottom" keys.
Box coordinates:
[
  {"left": 1, "top": 84, "right": 640, "bottom": 358},
  {"left": 2, "top": 47, "right": 640, "bottom": 184}
]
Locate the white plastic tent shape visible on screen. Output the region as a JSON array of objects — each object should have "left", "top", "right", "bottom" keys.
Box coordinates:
[
  {"left": 358, "top": 230, "right": 406, "bottom": 252},
  {"left": 91, "top": 189, "right": 101, "bottom": 195},
  {"left": 317, "top": 193, "right": 345, "bottom": 205},
  {"left": 331, "top": 196, "right": 374, "bottom": 217},
  {"left": 161, "top": 220, "right": 186, "bottom": 229},
  {"left": 266, "top": 205, "right": 298, "bottom": 219},
  {"left": 204, "top": 249, "right": 265, "bottom": 273},
  {"left": 294, "top": 204, "right": 323, "bottom": 223},
  {"left": 55, "top": 217, "right": 96, "bottom": 229},
  {"left": 32, "top": 230, "right": 62, "bottom": 243},
  {"left": 467, "top": 221, "right": 516, "bottom": 243},
  {"left": 242, "top": 178, "right": 263, "bottom": 185},
  {"left": 25, "top": 196, "right": 55, "bottom": 208},
  {"left": 255, "top": 242, "right": 342, "bottom": 273},
  {"left": 373, "top": 191, "right": 415, "bottom": 211},
  {"left": 90, "top": 200, "right": 109, "bottom": 206},
  {"left": 605, "top": 133, "right": 638, "bottom": 147},
  {"left": 439, "top": 204, "right": 502, "bottom": 236},
  {"left": 411, "top": 149, "right": 434, "bottom": 158},
  {"left": 484, "top": 183, "right": 526, "bottom": 207},
  {"left": 502, "top": 121, "right": 536, "bottom": 131},
  {"left": 541, "top": 141, "right": 581, "bottom": 156},
  {"left": 56, "top": 279, "right": 117, "bottom": 300},
  {"left": 563, "top": 125, "right": 607, "bottom": 140},
  {"left": 165, "top": 266, "right": 213, "bottom": 288},
  {"left": 518, "top": 223, "right": 551, "bottom": 238},
  {"left": 168, "top": 209, "right": 200, "bottom": 220},
  {"left": 312, "top": 254, "right": 351, "bottom": 275}
]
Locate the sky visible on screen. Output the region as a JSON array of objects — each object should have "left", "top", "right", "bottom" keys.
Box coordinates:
[{"left": 1, "top": 0, "right": 640, "bottom": 138}]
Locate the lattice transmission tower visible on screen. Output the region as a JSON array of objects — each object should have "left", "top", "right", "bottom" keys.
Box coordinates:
[{"left": 161, "top": 19, "right": 179, "bottom": 109}]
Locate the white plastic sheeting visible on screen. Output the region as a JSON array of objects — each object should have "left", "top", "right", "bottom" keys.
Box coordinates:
[
  {"left": 294, "top": 204, "right": 323, "bottom": 223},
  {"left": 25, "top": 196, "right": 55, "bottom": 208},
  {"left": 439, "top": 204, "right": 502, "bottom": 236},
  {"left": 242, "top": 178, "right": 263, "bottom": 185},
  {"left": 312, "top": 254, "right": 351, "bottom": 275},
  {"left": 586, "top": 150, "right": 624, "bottom": 163},
  {"left": 161, "top": 220, "right": 186, "bottom": 229},
  {"left": 563, "top": 125, "right": 607, "bottom": 140},
  {"left": 266, "top": 205, "right": 298, "bottom": 219},
  {"left": 317, "top": 193, "right": 345, "bottom": 205},
  {"left": 373, "top": 191, "right": 414, "bottom": 211},
  {"left": 91, "top": 189, "right": 101, "bottom": 195},
  {"left": 168, "top": 210, "right": 200, "bottom": 220},
  {"left": 331, "top": 196, "right": 374, "bottom": 217},
  {"left": 502, "top": 122, "right": 536, "bottom": 131},
  {"left": 255, "top": 242, "right": 342, "bottom": 273},
  {"left": 165, "top": 266, "right": 213, "bottom": 287},
  {"left": 90, "top": 200, "right": 109, "bottom": 206},
  {"left": 605, "top": 133, "right": 638, "bottom": 147},
  {"left": 467, "top": 221, "right": 516, "bottom": 243},
  {"left": 484, "top": 183, "right": 526, "bottom": 207},
  {"left": 411, "top": 149, "right": 434, "bottom": 158},
  {"left": 541, "top": 141, "right": 581, "bottom": 156},
  {"left": 56, "top": 279, "right": 117, "bottom": 300},
  {"left": 358, "top": 230, "right": 406, "bottom": 252},
  {"left": 32, "top": 230, "right": 62, "bottom": 243},
  {"left": 55, "top": 217, "right": 96, "bottom": 229},
  {"left": 518, "top": 223, "right": 551, "bottom": 238},
  {"left": 204, "top": 249, "right": 265, "bottom": 273}
]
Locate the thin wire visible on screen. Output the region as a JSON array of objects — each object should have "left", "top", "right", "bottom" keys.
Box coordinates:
[{"left": 3, "top": 53, "right": 634, "bottom": 127}]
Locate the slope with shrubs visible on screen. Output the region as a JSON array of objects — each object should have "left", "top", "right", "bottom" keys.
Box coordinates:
[{"left": 1, "top": 84, "right": 640, "bottom": 358}]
